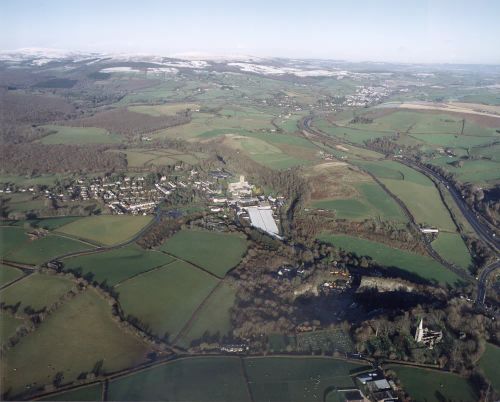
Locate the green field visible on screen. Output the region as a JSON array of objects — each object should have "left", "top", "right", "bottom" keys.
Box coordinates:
[
  {"left": 1, "top": 288, "right": 150, "bottom": 397},
  {"left": 354, "top": 160, "right": 457, "bottom": 231},
  {"left": 26, "top": 217, "right": 84, "bottom": 230},
  {"left": 0, "top": 264, "right": 24, "bottom": 287},
  {"left": 39, "top": 383, "right": 103, "bottom": 401},
  {"left": 0, "top": 272, "right": 75, "bottom": 311},
  {"left": 388, "top": 365, "right": 478, "bottom": 402},
  {"left": 429, "top": 156, "right": 500, "bottom": 186},
  {"left": 39, "top": 125, "right": 121, "bottom": 145},
  {"left": 110, "top": 148, "right": 205, "bottom": 168},
  {"left": 0, "top": 227, "right": 29, "bottom": 259},
  {"left": 63, "top": 245, "right": 174, "bottom": 285},
  {"left": 117, "top": 260, "right": 219, "bottom": 338},
  {"left": 431, "top": 233, "right": 472, "bottom": 270},
  {"left": 108, "top": 356, "right": 250, "bottom": 402},
  {"left": 478, "top": 343, "right": 500, "bottom": 392},
  {"left": 160, "top": 230, "right": 247, "bottom": 277},
  {"left": 5, "top": 234, "right": 92, "bottom": 265},
  {"left": 318, "top": 234, "right": 461, "bottom": 286},
  {"left": 244, "top": 357, "right": 369, "bottom": 402},
  {"left": 177, "top": 282, "right": 237, "bottom": 347},
  {"left": 314, "top": 120, "right": 389, "bottom": 144},
  {"left": 56, "top": 215, "right": 152, "bottom": 246},
  {"left": 107, "top": 356, "right": 369, "bottom": 402},
  {"left": 0, "top": 313, "right": 25, "bottom": 344},
  {"left": 311, "top": 182, "right": 407, "bottom": 222},
  {"left": 128, "top": 102, "right": 199, "bottom": 116}
]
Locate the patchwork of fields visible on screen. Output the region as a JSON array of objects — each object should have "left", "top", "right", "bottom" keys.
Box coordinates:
[
  {"left": 1, "top": 288, "right": 151, "bottom": 396},
  {"left": 62, "top": 245, "right": 174, "bottom": 285},
  {"left": 117, "top": 260, "right": 219, "bottom": 339},
  {"left": 0, "top": 226, "right": 93, "bottom": 265},
  {"left": 105, "top": 356, "right": 370, "bottom": 402}
]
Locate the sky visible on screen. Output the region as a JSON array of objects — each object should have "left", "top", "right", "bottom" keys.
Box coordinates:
[{"left": 2, "top": 0, "right": 500, "bottom": 64}]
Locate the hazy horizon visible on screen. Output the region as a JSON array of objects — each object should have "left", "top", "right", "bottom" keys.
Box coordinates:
[{"left": 2, "top": 0, "right": 500, "bottom": 64}]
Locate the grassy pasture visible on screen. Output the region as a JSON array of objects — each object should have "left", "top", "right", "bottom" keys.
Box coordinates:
[
  {"left": 111, "top": 148, "right": 204, "bottom": 168},
  {"left": 382, "top": 178, "right": 456, "bottom": 231},
  {"left": 0, "top": 313, "right": 25, "bottom": 344},
  {"left": 318, "top": 234, "right": 461, "bottom": 286},
  {"left": 470, "top": 143, "right": 500, "bottom": 162},
  {"left": 39, "top": 383, "right": 103, "bottom": 401},
  {"left": 177, "top": 282, "right": 236, "bottom": 347},
  {"left": 478, "top": 343, "right": 500, "bottom": 392},
  {"left": 117, "top": 260, "right": 219, "bottom": 338},
  {"left": 354, "top": 159, "right": 457, "bottom": 231},
  {"left": 56, "top": 215, "right": 151, "bottom": 246},
  {"left": 0, "top": 263, "right": 24, "bottom": 287},
  {"left": 156, "top": 110, "right": 274, "bottom": 140},
  {"left": 460, "top": 93, "right": 500, "bottom": 105},
  {"left": 1, "top": 288, "right": 150, "bottom": 396},
  {"left": 388, "top": 365, "right": 478, "bottom": 402},
  {"left": 0, "top": 226, "right": 29, "bottom": 259},
  {"left": 160, "top": 230, "right": 247, "bottom": 277},
  {"left": 430, "top": 157, "right": 500, "bottom": 185},
  {"left": 363, "top": 111, "right": 462, "bottom": 134},
  {"left": 0, "top": 174, "right": 73, "bottom": 187},
  {"left": 410, "top": 133, "right": 496, "bottom": 148},
  {"left": 0, "top": 272, "right": 75, "bottom": 311},
  {"left": 314, "top": 119, "right": 389, "bottom": 144},
  {"left": 244, "top": 356, "right": 369, "bottom": 402},
  {"left": 216, "top": 132, "right": 319, "bottom": 169},
  {"left": 431, "top": 233, "right": 472, "bottom": 270},
  {"left": 128, "top": 102, "right": 199, "bottom": 116},
  {"left": 25, "top": 216, "right": 84, "bottom": 231},
  {"left": 5, "top": 234, "right": 92, "bottom": 265},
  {"left": 63, "top": 245, "right": 174, "bottom": 285},
  {"left": 312, "top": 199, "right": 369, "bottom": 219},
  {"left": 311, "top": 182, "right": 406, "bottom": 222},
  {"left": 39, "top": 125, "right": 121, "bottom": 145},
  {"left": 107, "top": 356, "right": 250, "bottom": 402}
]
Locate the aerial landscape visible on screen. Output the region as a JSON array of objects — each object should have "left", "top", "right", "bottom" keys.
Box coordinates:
[{"left": 0, "top": 1, "right": 499, "bottom": 401}]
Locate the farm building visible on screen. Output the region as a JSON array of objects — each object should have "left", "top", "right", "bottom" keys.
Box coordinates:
[{"left": 246, "top": 206, "right": 280, "bottom": 237}]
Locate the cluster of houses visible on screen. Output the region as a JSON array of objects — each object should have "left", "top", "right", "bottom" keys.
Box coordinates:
[
  {"left": 344, "top": 86, "right": 390, "bottom": 107},
  {"left": 351, "top": 370, "right": 398, "bottom": 402}
]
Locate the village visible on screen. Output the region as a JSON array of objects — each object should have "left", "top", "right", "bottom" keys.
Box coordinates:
[{"left": 1, "top": 169, "right": 285, "bottom": 238}]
